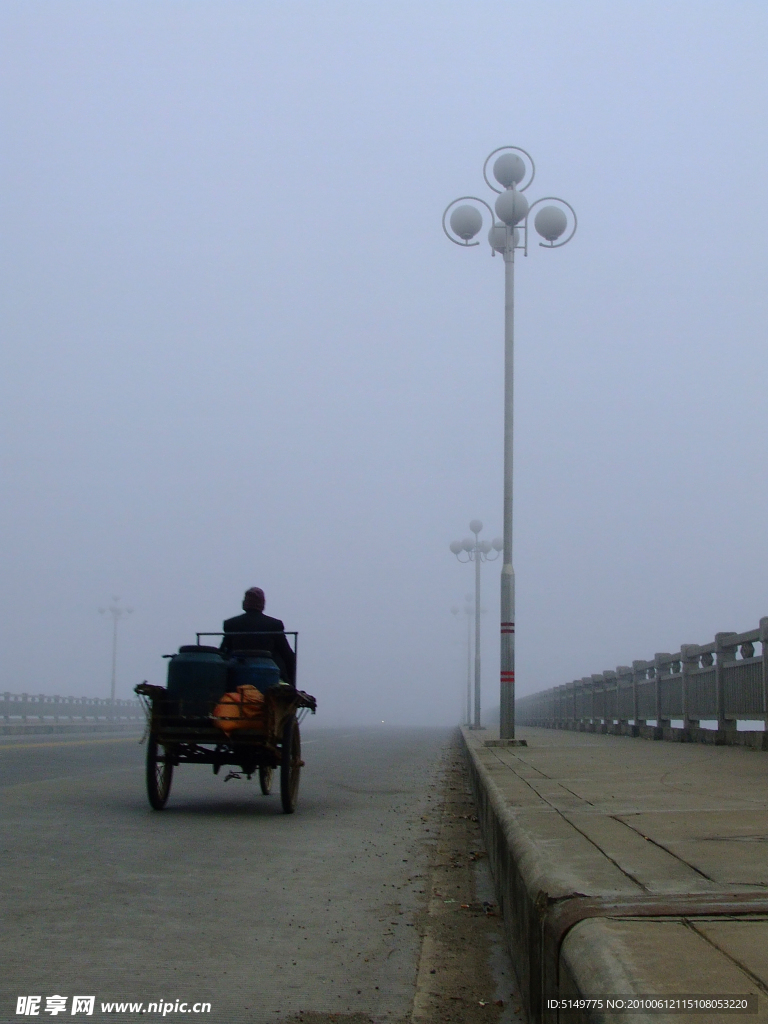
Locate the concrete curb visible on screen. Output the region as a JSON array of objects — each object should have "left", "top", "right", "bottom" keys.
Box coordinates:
[{"left": 461, "top": 727, "right": 556, "bottom": 1021}]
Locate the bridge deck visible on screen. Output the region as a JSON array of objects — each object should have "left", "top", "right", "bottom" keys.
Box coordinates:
[{"left": 463, "top": 725, "right": 768, "bottom": 1022}]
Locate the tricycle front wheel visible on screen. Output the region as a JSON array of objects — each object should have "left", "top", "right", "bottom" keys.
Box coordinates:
[
  {"left": 280, "top": 717, "right": 301, "bottom": 814},
  {"left": 146, "top": 735, "right": 173, "bottom": 810},
  {"left": 259, "top": 766, "right": 273, "bottom": 795}
]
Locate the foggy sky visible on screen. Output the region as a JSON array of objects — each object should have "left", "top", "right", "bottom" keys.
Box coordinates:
[{"left": 1, "top": 1, "right": 767, "bottom": 726}]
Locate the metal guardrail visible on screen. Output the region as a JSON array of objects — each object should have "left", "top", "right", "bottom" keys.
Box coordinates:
[
  {"left": 1, "top": 692, "right": 143, "bottom": 726},
  {"left": 517, "top": 617, "right": 768, "bottom": 735}
]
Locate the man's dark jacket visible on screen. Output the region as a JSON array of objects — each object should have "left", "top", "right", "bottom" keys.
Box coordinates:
[{"left": 220, "top": 610, "right": 296, "bottom": 685}]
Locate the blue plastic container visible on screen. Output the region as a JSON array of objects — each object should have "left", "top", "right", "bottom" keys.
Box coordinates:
[
  {"left": 166, "top": 646, "right": 229, "bottom": 718},
  {"left": 228, "top": 653, "right": 281, "bottom": 694}
]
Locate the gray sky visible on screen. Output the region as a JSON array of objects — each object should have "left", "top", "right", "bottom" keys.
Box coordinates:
[{"left": 1, "top": 1, "right": 767, "bottom": 725}]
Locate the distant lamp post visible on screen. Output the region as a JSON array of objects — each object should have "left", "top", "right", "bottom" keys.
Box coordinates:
[
  {"left": 444, "top": 147, "right": 576, "bottom": 741},
  {"left": 450, "top": 520, "right": 502, "bottom": 728},
  {"left": 98, "top": 597, "right": 133, "bottom": 701},
  {"left": 451, "top": 596, "right": 474, "bottom": 726}
]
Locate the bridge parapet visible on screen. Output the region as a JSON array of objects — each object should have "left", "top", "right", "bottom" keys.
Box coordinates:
[
  {"left": 518, "top": 616, "right": 768, "bottom": 746},
  {"left": 1, "top": 691, "right": 144, "bottom": 735}
]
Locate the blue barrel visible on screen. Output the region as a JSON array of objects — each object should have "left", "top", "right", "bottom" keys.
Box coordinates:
[
  {"left": 166, "top": 646, "right": 229, "bottom": 718},
  {"left": 228, "top": 651, "right": 281, "bottom": 694}
]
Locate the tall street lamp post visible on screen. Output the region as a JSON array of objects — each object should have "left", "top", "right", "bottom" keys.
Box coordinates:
[
  {"left": 99, "top": 597, "right": 133, "bottom": 702},
  {"left": 451, "top": 596, "right": 474, "bottom": 726},
  {"left": 444, "top": 147, "right": 576, "bottom": 742},
  {"left": 450, "top": 520, "right": 502, "bottom": 729}
]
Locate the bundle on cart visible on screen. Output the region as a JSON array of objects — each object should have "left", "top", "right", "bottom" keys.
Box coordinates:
[{"left": 212, "top": 684, "right": 266, "bottom": 734}]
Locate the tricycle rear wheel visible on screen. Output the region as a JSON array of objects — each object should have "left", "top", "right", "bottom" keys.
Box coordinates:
[
  {"left": 280, "top": 716, "right": 301, "bottom": 814},
  {"left": 146, "top": 735, "right": 173, "bottom": 810}
]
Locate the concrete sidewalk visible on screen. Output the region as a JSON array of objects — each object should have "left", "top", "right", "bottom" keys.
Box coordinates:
[{"left": 462, "top": 726, "right": 768, "bottom": 1023}]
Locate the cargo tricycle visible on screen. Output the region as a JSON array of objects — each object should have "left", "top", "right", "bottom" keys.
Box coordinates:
[{"left": 135, "top": 631, "right": 316, "bottom": 814}]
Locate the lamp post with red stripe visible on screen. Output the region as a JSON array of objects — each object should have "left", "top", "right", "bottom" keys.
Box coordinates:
[
  {"left": 450, "top": 521, "right": 502, "bottom": 729},
  {"left": 443, "top": 147, "right": 576, "bottom": 742}
]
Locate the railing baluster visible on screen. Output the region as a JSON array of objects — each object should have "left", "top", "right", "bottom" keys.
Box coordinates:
[
  {"left": 715, "top": 632, "right": 738, "bottom": 733},
  {"left": 760, "top": 618, "right": 768, "bottom": 723}
]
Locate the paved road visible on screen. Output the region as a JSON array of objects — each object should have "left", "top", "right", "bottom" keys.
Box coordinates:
[{"left": 1, "top": 725, "right": 451, "bottom": 1023}]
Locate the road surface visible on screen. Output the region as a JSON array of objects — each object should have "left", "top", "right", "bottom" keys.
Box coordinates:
[{"left": 2, "top": 725, "right": 453, "bottom": 1023}]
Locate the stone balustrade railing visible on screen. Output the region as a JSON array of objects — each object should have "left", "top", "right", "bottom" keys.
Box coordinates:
[
  {"left": 516, "top": 617, "right": 768, "bottom": 746},
  {"left": 1, "top": 692, "right": 144, "bottom": 732}
]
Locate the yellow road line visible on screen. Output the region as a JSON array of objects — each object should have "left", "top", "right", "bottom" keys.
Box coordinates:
[{"left": 0, "top": 735, "right": 143, "bottom": 752}]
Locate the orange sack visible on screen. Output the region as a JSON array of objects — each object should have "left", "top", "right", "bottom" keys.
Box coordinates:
[{"left": 212, "top": 684, "right": 266, "bottom": 735}]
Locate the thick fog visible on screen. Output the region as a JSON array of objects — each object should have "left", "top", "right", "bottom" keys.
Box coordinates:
[{"left": 1, "top": 2, "right": 766, "bottom": 726}]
